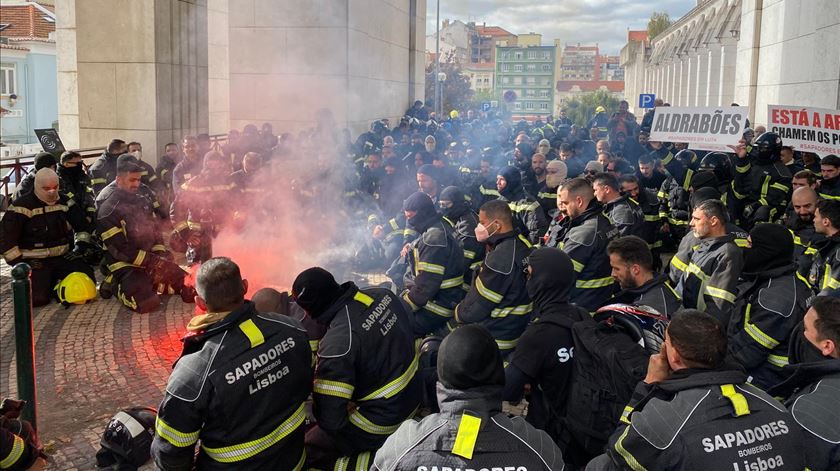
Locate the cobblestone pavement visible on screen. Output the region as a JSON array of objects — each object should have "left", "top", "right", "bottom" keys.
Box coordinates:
[
  {"left": 0, "top": 262, "right": 526, "bottom": 470},
  {"left": 1, "top": 262, "right": 193, "bottom": 470}
]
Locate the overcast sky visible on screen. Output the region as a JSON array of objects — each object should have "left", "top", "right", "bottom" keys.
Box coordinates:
[{"left": 425, "top": 0, "right": 696, "bottom": 55}]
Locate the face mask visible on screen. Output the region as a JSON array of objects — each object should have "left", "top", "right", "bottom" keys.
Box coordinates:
[
  {"left": 131, "top": 150, "right": 142, "bottom": 160},
  {"left": 475, "top": 221, "right": 498, "bottom": 242}
]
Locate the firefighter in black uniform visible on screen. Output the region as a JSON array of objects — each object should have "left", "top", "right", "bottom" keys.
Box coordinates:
[
  {"left": 96, "top": 156, "right": 192, "bottom": 313},
  {"left": 438, "top": 185, "right": 485, "bottom": 285},
  {"left": 729, "top": 224, "right": 811, "bottom": 390},
  {"left": 171, "top": 136, "right": 202, "bottom": 195},
  {"left": 126, "top": 141, "right": 164, "bottom": 196},
  {"left": 156, "top": 142, "right": 180, "bottom": 210},
  {"left": 587, "top": 310, "right": 806, "bottom": 471},
  {"left": 592, "top": 172, "right": 646, "bottom": 239},
  {"left": 13, "top": 152, "right": 58, "bottom": 200},
  {"left": 229, "top": 152, "right": 270, "bottom": 227},
  {"left": 170, "top": 151, "right": 235, "bottom": 265},
  {"left": 292, "top": 267, "right": 421, "bottom": 470},
  {"left": 400, "top": 192, "right": 465, "bottom": 337},
  {"left": 496, "top": 165, "right": 548, "bottom": 244},
  {"left": 551, "top": 177, "right": 618, "bottom": 312},
  {"left": 606, "top": 236, "right": 682, "bottom": 318},
  {"left": 1, "top": 168, "right": 95, "bottom": 306},
  {"left": 89, "top": 139, "right": 128, "bottom": 195},
  {"left": 809, "top": 199, "right": 840, "bottom": 295},
  {"left": 152, "top": 258, "right": 313, "bottom": 470},
  {"left": 454, "top": 200, "right": 533, "bottom": 357},
  {"left": 57, "top": 151, "right": 97, "bottom": 223},
  {"left": 731, "top": 132, "right": 792, "bottom": 228}
]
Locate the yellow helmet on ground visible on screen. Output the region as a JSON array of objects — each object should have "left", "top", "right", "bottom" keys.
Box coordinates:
[{"left": 55, "top": 272, "right": 97, "bottom": 305}]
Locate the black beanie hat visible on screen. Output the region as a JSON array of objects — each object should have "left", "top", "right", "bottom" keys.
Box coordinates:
[
  {"left": 291, "top": 267, "right": 341, "bottom": 319},
  {"left": 690, "top": 186, "right": 722, "bottom": 209},
  {"left": 743, "top": 223, "right": 794, "bottom": 273},
  {"left": 437, "top": 324, "right": 504, "bottom": 390},
  {"left": 691, "top": 170, "right": 719, "bottom": 190},
  {"left": 34, "top": 152, "right": 57, "bottom": 170}
]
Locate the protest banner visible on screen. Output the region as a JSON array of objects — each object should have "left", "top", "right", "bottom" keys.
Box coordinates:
[
  {"left": 649, "top": 106, "right": 749, "bottom": 152},
  {"left": 768, "top": 105, "right": 840, "bottom": 156}
]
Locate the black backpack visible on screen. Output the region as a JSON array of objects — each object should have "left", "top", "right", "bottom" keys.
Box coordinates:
[{"left": 543, "top": 314, "right": 650, "bottom": 459}]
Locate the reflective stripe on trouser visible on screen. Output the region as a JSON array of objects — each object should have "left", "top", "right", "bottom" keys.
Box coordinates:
[{"left": 201, "top": 402, "right": 306, "bottom": 463}]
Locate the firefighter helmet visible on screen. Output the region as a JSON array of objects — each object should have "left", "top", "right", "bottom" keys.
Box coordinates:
[
  {"left": 751, "top": 132, "right": 783, "bottom": 163},
  {"left": 55, "top": 272, "right": 97, "bottom": 305},
  {"left": 95, "top": 407, "right": 157, "bottom": 469},
  {"left": 699, "top": 152, "right": 734, "bottom": 183},
  {"left": 594, "top": 304, "right": 669, "bottom": 355}
]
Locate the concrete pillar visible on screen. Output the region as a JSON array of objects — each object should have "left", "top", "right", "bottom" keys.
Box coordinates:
[
  {"left": 207, "top": 0, "right": 229, "bottom": 135},
  {"left": 735, "top": 0, "right": 763, "bottom": 121},
  {"left": 679, "top": 56, "right": 690, "bottom": 106},
  {"left": 720, "top": 40, "right": 738, "bottom": 107},
  {"left": 707, "top": 45, "right": 722, "bottom": 106},
  {"left": 688, "top": 53, "right": 700, "bottom": 106},
  {"left": 695, "top": 49, "right": 709, "bottom": 106},
  {"left": 57, "top": 0, "right": 209, "bottom": 161},
  {"left": 228, "top": 0, "right": 425, "bottom": 137}
]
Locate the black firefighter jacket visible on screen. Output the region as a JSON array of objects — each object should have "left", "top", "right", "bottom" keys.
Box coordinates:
[
  {"left": 312, "top": 283, "right": 422, "bottom": 454},
  {"left": 454, "top": 231, "right": 533, "bottom": 354},
  {"left": 554, "top": 203, "right": 619, "bottom": 312},
  {"left": 732, "top": 157, "right": 792, "bottom": 224},
  {"left": 729, "top": 265, "right": 812, "bottom": 390},
  {"left": 443, "top": 210, "right": 485, "bottom": 285},
  {"left": 586, "top": 368, "right": 805, "bottom": 471},
  {"left": 402, "top": 218, "right": 466, "bottom": 337},
  {"left": 601, "top": 195, "right": 646, "bottom": 240},
  {"left": 608, "top": 272, "right": 682, "bottom": 319},
  {"left": 372, "top": 384, "right": 565, "bottom": 471},
  {"left": 151, "top": 302, "right": 313, "bottom": 470}
]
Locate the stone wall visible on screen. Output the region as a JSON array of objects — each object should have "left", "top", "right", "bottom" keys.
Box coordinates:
[{"left": 57, "top": 0, "right": 209, "bottom": 161}]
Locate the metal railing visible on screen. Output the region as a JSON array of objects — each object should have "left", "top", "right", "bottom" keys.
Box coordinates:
[{"left": 0, "top": 134, "right": 229, "bottom": 210}]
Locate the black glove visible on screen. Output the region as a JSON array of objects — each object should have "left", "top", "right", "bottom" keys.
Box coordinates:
[{"left": 148, "top": 255, "right": 186, "bottom": 285}]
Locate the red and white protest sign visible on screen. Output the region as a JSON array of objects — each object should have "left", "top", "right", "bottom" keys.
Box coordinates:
[{"left": 768, "top": 105, "right": 840, "bottom": 156}]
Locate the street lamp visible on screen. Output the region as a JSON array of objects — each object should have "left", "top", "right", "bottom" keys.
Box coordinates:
[
  {"left": 434, "top": 0, "right": 441, "bottom": 120},
  {"left": 437, "top": 72, "right": 447, "bottom": 117}
]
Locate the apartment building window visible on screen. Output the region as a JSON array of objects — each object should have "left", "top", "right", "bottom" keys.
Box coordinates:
[
  {"left": 542, "top": 64, "right": 551, "bottom": 72},
  {"left": 514, "top": 102, "right": 522, "bottom": 110},
  {"left": 514, "top": 64, "right": 523, "bottom": 72},
  {"left": 527, "top": 64, "right": 536, "bottom": 71},
  {"left": 1, "top": 63, "right": 16, "bottom": 95},
  {"left": 528, "top": 51, "right": 536, "bottom": 59},
  {"left": 515, "top": 52, "right": 522, "bottom": 59},
  {"left": 542, "top": 51, "right": 550, "bottom": 59},
  {"left": 502, "top": 76, "right": 510, "bottom": 84},
  {"left": 540, "top": 102, "right": 549, "bottom": 110},
  {"left": 540, "top": 89, "right": 550, "bottom": 98},
  {"left": 527, "top": 77, "right": 536, "bottom": 85},
  {"left": 513, "top": 77, "right": 522, "bottom": 85},
  {"left": 501, "top": 64, "right": 510, "bottom": 72},
  {"left": 525, "top": 102, "right": 535, "bottom": 110}
]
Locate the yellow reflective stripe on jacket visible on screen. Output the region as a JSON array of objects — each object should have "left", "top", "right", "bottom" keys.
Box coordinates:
[
  {"left": 424, "top": 300, "right": 454, "bottom": 317},
  {"left": 417, "top": 261, "right": 445, "bottom": 275},
  {"left": 821, "top": 264, "right": 840, "bottom": 290},
  {"left": 767, "top": 354, "right": 789, "bottom": 368},
  {"left": 517, "top": 234, "right": 533, "bottom": 248},
  {"left": 571, "top": 258, "right": 584, "bottom": 273},
  {"left": 238, "top": 319, "right": 265, "bottom": 348},
  {"left": 744, "top": 304, "right": 781, "bottom": 350},
  {"left": 187, "top": 221, "right": 203, "bottom": 231},
  {"left": 201, "top": 403, "right": 305, "bottom": 463},
  {"left": 463, "top": 249, "right": 477, "bottom": 259},
  {"left": 0, "top": 434, "right": 24, "bottom": 468},
  {"left": 490, "top": 303, "right": 533, "bottom": 318},
  {"left": 90, "top": 177, "right": 107, "bottom": 185},
  {"left": 19, "top": 244, "right": 70, "bottom": 259},
  {"left": 686, "top": 262, "right": 709, "bottom": 281},
  {"left": 155, "top": 416, "right": 200, "bottom": 447},
  {"left": 670, "top": 256, "right": 688, "bottom": 273},
  {"left": 108, "top": 261, "right": 141, "bottom": 272},
  {"left": 818, "top": 192, "right": 840, "bottom": 201},
  {"left": 770, "top": 182, "right": 789, "bottom": 193},
  {"left": 620, "top": 405, "right": 634, "bottom": 425},
  {"left": 734, "top": 238, "right": 749, "bottom": 248},
  {"left": 440, "top": 276, "right": 464, "bottom": 289},
  {"left": 614, "top": 426, "right": 648, "bottom": 471},
  {"left": 452, "top": 412, "right": 481, "bottom": 459},
  {"left": 313, "top": 379, "right": 354, "bottom": 399},
  {"left": 495, "top": 338, "right": 518, "bottom": 350},
  {"left": 101, "top": 226, "right": 124, "bottom": 241},
  {"left": 644, "top": 214, "right": 661, "bottom": 222},
  {"left": 152, "top": 244, "right": 167, "bottom": 252},
  {"left": 8, "top": 204, "right": 69, "bottom": 218},
  {"left": 359, "top": 353, "right": 419, "bottom": 401},
  {"left": 705, "top": 285, "right": 736, "bottom": 303},
  {"left": 796, "top": 271, "right": 813, "bottom": 290},
  {"left": 133, "top": 250, "right": 147, "bottom": 266},
  {"left": 475, "top": 276, "right": 503, "bottom": 303},
  {"left": 720, "top": 384, "right": 750, "bottom": 417},
  {"left": 353, "top": 290, "right": 375, "bottom": 307},
  {"left": 173, "top": 221, "right": 190, "bottom": 232},
  {"left": 348, "top": 409, "right": 406, "bottom": 435},
  {"left": 3, "top": 246, "right": 22, "bottom": 262},
  {"left": 508, "top": 201, "right": 540, "bottom": 213},
  {"left": 575, "top": 277, "right": 614, "bottom": 289}
]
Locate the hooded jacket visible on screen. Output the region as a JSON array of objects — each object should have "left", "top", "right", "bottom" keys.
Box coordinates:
[
  {"left": 601, "top": 194, "right": 646, "bottom": 239},
  {"left": 454, "top": 231, "right": 533, "bottom": 355},
  {"left": 88, "top": 151, "right": 119, "bottom": 195},
  {"left": 151, "top": 302, "right": 312, "bottom": 471},
  {"left": 373, "top": 384, "right": 565, "bottom": 471},
  {"left": 440, "top": 186, "right": 485, "bottom": 285},
  {"left": 56, "top": 164, "right": 97, "bottom": 221},
  {"left": 732, "top": 154, "right": 792, "bottom": 223},
  {"left": 587, "top": 367, "right": 805, "bottom": 471},
  {"left": 311, "top": 283, "right": 422, "bottom": 454},
  {"left": 553, "top": 201, "right": 619, "bottom": 312},
  {"left": 504, "top": 248, "right": 591, "bottom": 441},
  {"left": 808, "top": 231, "right": 840, "bottom": 295},
  {"left": 497, "top": 166, "right": 548, "bottom": 245}
]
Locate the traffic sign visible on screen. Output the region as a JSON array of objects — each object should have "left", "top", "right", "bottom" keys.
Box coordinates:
[
  {"left": 639, "top": 93, "right": 656, "bottom": 109},
  {"left": 503, "top": 90, "right": 517, "bottom": 103},
  {"left": 481, "top": 101, "right": 491, "bottom": 112}
]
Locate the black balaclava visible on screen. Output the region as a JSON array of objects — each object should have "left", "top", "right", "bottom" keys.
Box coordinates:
[
  {"left": 439, "top": 185, "right": 468, "bottom": 219},
  {"left": 403, "top": 191, "right": 439, "bottom": 232},
  {"left": 743, "top": 223, "right": 794, "bottom": 274},
  {"left": 514, "top": 143, "right": 533, "bottom": 170},
  {"left": 690, "top": 171, "right": 719, "bottom": 191},
  {"left": 291, "top": 267, "right": 343, "bottom": 322},
  {"left": 497, "top": 165, "right": 522, "bottom": 199},
  {"left": 690, "top": 186, "right": 722, "bottom": 209},
  {"left": 526, "top": 247, "right": 575, "bottom": 312},
  {"left": 788, "top": 321, "right": 832, "bottom": 364},
  {"left": 437, "top": 324, "right": 504, "bottom": 390},
  {"left": 34, "top": 152, "right": 57, "bottom": 170}
]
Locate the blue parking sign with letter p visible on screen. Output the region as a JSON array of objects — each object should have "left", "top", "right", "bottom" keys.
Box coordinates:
[
  {"left": 639, "top": 94, "right": 656, "bottom": 108},
  {"left": 481, "top": 102, "right": 491, "bottom": 112}
]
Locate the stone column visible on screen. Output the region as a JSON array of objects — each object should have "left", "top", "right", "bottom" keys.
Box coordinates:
[
  {"left": 735, "top": 0, "right": 762, "bottom": 120},
  {"left": 207, "top": 0, "right": 229, "bottom": 135},
  {"left": 56, "top": 0, "right": 209, "bottom": 162},
  {"left": 688, "top": 52, "right": 699, "bottom": 106},
  {"left": 706, "top": 45, "right": 722, "bottom": 106},
  {"left": 720, "top": 40, "right": 738, "bottom": 107}
]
